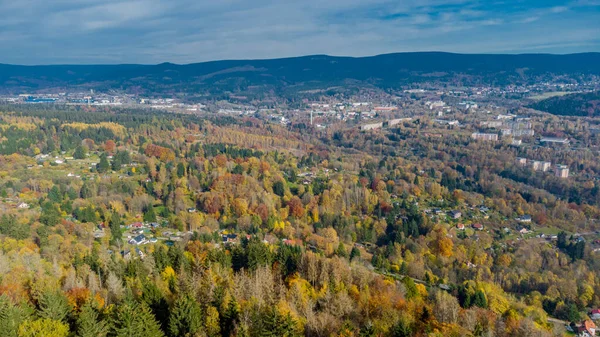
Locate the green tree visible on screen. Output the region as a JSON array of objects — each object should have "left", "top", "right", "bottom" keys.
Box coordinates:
[
  {"left": 168, "top": 295, "right": 203, "bottom": 337},
  {"left": 36, "top": 291, "right": 70, "bottom": 323},
  {"left": 109, "top": 212, "right": 123, "bottom": 244},
  {"left": 0, "top": 295, "right": 32, "bottom": 337},
  {"left": 473, "top": 289, "right": 488, "bottom": 308},
  {"left": 336, "top": 242, "right": 347, "bottom": 258},
  {"left": 111, "top": 299, "right": 164, "bottom": 337},
  {"left": 40, "top": 202, "right": 62, "bottom": 227},
  {"left": 273, "top": 181, "right": 285, "bottom": 197},
  {"left": 74, "top": 146, "right": 87, "bottom": 160},
  {"left": 97, "top": 153, "right": 110, "bottom": 173},
  {"left": 144, "top": 206, "right": 157, "bottom": 223},
  {"left": 48, "top": 186, "right": 62, "bottom": 203},
  {"left": 349, "top": 247, "right": 361, "bottom": 261},
  {"left": 76, "top": 302, "right": 109, "bottom": 337}
]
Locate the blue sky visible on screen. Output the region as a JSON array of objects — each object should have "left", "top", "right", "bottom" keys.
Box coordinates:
[{"left": 0, "top": 0, "right": 598, "bottom": 64}]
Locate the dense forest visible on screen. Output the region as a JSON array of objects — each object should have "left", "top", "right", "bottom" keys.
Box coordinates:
[
  {"left": 2, "top": 53, "right": 600, "bottom": 96},
  {"left": 529, "top": 91, "right": 600, "bottom": 117},
  {"left": 1, "top": 105, "right": 600, "bottom": 336}
]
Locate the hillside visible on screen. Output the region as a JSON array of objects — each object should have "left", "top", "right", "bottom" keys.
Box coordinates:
[
  {"left": 529, "top": 91, "right": 600, "bottom": 117},
  {"left": 1, "top": 52, "right": 600, "bottom": 96}
]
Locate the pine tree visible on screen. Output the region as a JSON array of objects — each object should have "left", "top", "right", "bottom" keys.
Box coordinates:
[
  {"left": 76, "top": 302, "right": 109, "bottom": 337},
  {"left": 0, "top": 295, "right": 32, "bottom": 337},
  {"left": 109, "top": 211, "right": 123, "bottom": 244},
  {"left": 336, "top": 242, "right": 347, "bottom": 257},
  {"left": 473, "top": 290, "right": 488, "bottom": 308},
  {"left": 221, "top": 297, "right": 239, "bottom": 337},
  {"left": 144, "top": 206, "right": 157, "bottom": 223},
  {"left": 168, "top": 295, "right": 203, "bottom": 337},
  {"left": 111, "top": 299, "right": 164, "bottom": 337},
  {"left": 97, "top": 153, "right": 110, "bottom": 173},
  {"left": 74, "top": 145, "right": 87, "bottom": 159},
  {"left": 36, "top": 291, "right": 70, "bottom": 323},
  {"left": 349, "top": 247, "right": 361, "bottom": 261}
]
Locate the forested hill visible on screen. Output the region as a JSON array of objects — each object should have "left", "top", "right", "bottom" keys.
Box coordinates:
[
  {"left": 1, "top": 52, "right": 600, "bottom": 95},
  {"left": 529, "top": 91, "right": 600, "bottom": 117}
]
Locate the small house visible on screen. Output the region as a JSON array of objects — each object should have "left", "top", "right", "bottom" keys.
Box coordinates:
[
  {"left": 449, "top": 210, "right": 462, "bottom": 219},
  {"left": 472, "top": 223, "right": 484, "bottom": 231},
  {"left": 17, "top": 202, "right": 30, "bottom": 209},
  {"left": 129, "top": 234, "right": 147, "bottom": 246},
  {"left": 577, "top": 320, "right": 596, "bottom": 336},
  {"left": 590, "top": 309, "right": 600, "bottom": 320},
  {"left": 456, "top": 224, "right": 465, "bottom": 230},
  {"left": 517, "top": 215, "right": 532, "bottom": 223}
]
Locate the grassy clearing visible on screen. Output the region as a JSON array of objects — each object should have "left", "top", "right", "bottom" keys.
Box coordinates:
[{"left": 529, "top": 91, "right": 573, "bottom": 100}]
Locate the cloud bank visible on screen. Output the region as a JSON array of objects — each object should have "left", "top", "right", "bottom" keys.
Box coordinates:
[{"left": 0, "top": 0, "right": 598, "bottom": 64}]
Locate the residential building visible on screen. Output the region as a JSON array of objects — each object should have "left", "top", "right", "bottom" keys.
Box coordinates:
[
  {"left": 472, "top": 223, "right": 484, "bottom": 231},
  {"left": 471, "top": 132, "right": 498, "bottom": 141},
  {"left": 517, "top": 215, "right": 532, "bottom": 223},
  {"left": 540, "top": 137, "right": 570, "bottom": 145},
  {"left": 129, "top": 234, "right": 147, "bottom": 246},
  {"left": 449, "top": 210, "right": 462, "bottom": 219},
  {"left": 516, "top": 157, "right": 527, "bottom": 166},
  {"left": 555, "top": 164, "right": 569, "bottom": 178},
  {"left": 360, "top": 122, "right": 383, "bottom": 131},
  {"left": 531, "top": 161, "right": 551, "bottom": 172}
]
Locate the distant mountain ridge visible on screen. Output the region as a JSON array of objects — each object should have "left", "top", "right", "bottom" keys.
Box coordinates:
[{"left": 1, "top": 52, "right": 600, "bottom": 96}]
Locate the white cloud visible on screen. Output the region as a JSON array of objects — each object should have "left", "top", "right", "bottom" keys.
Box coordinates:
[{"left": 0, "top": 0, "right": 597, "bottom": 64}]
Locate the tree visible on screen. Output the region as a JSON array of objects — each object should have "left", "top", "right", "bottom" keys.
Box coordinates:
[
  {"left": 40, "top": 201, "right": 62, "bottom": 227},
  {"left": 18, "top": 318, "right": 69, "bottom": 337},
  {"left": 144, "top": 206, "right": 157, "bottom": 223},
  {"left": 109, "top": 212, "right": 123, "bottom": 244},
  {"left": 391, "top": 317, "right": 412, "bottom": 337},
  {"left": 168, "top": 295, "right": 203, "bottom": 337},
  {"left": 336, "top": 242, "right": 347, "bottom": 258},
  {"left": 204, "top": 306, "right": 220, "bottom": 337},
  {"left": 0, "top": 295, "right": 31, "bottom": 337},
  {"left": 74, "top": 146, "right": 87, "bottom": 160},
  {"left": 97, "top": 153, "right": 110, "bottom": 173},
  {"left": 473, "top": 290, "right": 488, "bottom": 308},
  {"left": 36, "top": 291, "right": 70, "bottom": 323},
  {"left": 76, "top": 302, "right": 109, "bottom": 337},
  {"left": 273, "top": 181, "right": 285, "bottom": 197},
  {"left": 349, "top": 247, "right": 361, "bottom": 261},
  {"left": 48, "top": 186, "right": 62, "bottom": 203},
  {"left": 111, "top": 299, "right": 164, "bottom": 337}
]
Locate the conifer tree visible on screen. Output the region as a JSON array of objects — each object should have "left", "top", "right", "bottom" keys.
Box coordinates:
[
  {"left": 168, "top": 295, "right": 203, "bottom": 337},
  {"left": 76, "top": 302, "right": 109, "bottom": 337}
]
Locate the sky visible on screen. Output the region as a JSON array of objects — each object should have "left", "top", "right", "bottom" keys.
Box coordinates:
[{"left": 0, "top": 0, "right": 599, "bottom": 64}]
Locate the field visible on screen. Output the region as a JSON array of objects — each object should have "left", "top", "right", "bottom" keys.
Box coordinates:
[{"left": 528, "top": 91, "right": 574, "bottom": 100}]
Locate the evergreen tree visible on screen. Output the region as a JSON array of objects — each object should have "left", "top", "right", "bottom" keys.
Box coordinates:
[
  {"left": 0, "top": 295, "right": 32, "bottom": 337},
  {"left": 48, "top": 186, "right": 62, "bottom": 203},
  {"left": 168, "top": 295, "right": 203, "bottom": 337},
  {"left": 76, "top": 302, "right": 109, "bottom": 337},
  {"left": 109, "top": 211, "right": 123, "bottom": 244},
  {"left": 221, "top": 297, "right": 239, "bottom": 337},
  {"left": 144, "top": 206, "right": 157, "bottom": 223},
  {"left": 111, "top": 299, "right": 164, "bottom": 337},
  {"left": 176, "top": 163, "right": 186, "bottom": 178},
  {"left": 40, "top": 201, "right": 62, "bottom": 226},
  {"left": 473, "top": 289, "right": 488, "bottom": 308},
  {"left": 391, "top": 318, "right": 412, "bottom": 337},
  {"left": 349, "top": 247, "right": 361, "bottom": 261},
  {"left": 97, "top": 153, "right": 110, "bottom": 173},
  {"left": 74, "top": 145, "right": 87, "bottom": 159},
  {"left": 336, "top": 242, "right": 347, "bottom": 257},
  {"left": 36, "top": 291, "right": 71, "bottom": 323}
]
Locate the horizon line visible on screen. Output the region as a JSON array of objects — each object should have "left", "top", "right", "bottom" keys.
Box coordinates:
[{"left": 1, "top": 50, "right": 600, "bottom": 67}]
